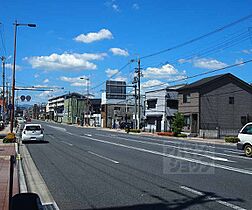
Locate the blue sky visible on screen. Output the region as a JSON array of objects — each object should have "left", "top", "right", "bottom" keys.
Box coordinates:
[{"left": 0, "top": 0, "right": 252, "bottom": 104}]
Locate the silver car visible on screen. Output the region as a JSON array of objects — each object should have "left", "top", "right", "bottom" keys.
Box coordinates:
[{"left": 22, "top": 124, "right": 44, "bottom": 141}]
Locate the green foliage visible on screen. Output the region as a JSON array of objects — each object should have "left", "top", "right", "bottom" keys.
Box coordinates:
[
  {"left": 224, "top": 136, "right": 240, "bottom": 143},
  {"left": 171, "top": 113, "right": 185, "bottom": 135},
  {"left": 175, "top": 133, "right": 187, "bottom": 138},
  {"left": 125, "top": 129, "right": 141, "bottom": 133}
]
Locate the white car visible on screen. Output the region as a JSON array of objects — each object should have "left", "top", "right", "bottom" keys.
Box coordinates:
[
  {"left": 22, "top": 124, "right": 44, "bottom": 141},
  {"left": 17, "top": 117, "right": 26, "bottom": 124},
  {"left": 237, "top": 122, "right": 252, "bottom": 157}
]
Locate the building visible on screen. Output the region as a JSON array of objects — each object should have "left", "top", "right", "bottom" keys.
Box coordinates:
[
  {"left": 89, "top": 99, "right": 102, "bottom": 127},
  {"left": 178, "top": 73, "right": 252, "bottom": 138},
  {"left": 48, "top": 93, "right": 83, "bottom": 123},
  {"left": 101, "top": 80, "right": 135, "bottom": 128},
  {"left": 144, "top": 85, "right": 184, "bottom": 132}
]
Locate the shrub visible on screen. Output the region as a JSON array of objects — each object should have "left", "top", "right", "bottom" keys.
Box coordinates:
[
  {"left": 125, "top": 129, "right": 141, "bottom": 133},
  {"left": 225, "top": 136, "right": 240, "bottom": 143},
  {"left": 3, "top": 133, "right": 16, "bottom": 143},
  {"left": 157, "top": 132, "right": 175, "bottom": 136},
  {"left": 171, "top": 113, "right": 184, "bottom": 135},
  {"left": 175, "top": 133, "right": 187, "bottom": 138}
]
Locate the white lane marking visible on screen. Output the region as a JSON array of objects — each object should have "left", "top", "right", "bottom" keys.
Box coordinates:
[
  {"left": 96, "top": 133, "right": 251, "bottom": 161},
  {"left": 47, "top": 125, "right": 66, "bottom": 132},
  {"left": 69, "top": 132, "right": 252, "bottom": 175},
  {"left": 180, "top": 186, "right": 247, "bottom": 210},
  {"left": 88, "top": 151, "right": 119, "bottom": 164},
  {"left": 84, "top": 134, "right": 92, "bottom": 137},
  {"left": 123, "top": 134, "right": 218, "bottom": 148},
  {"left": 179, "top": 150, "right": 234, "bottom": 162},
  {"left": 60, "top": 141, "right": 73, "bottom": 146}
]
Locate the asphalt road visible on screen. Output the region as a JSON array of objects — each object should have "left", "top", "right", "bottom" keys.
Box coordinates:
[{"left": 25, "top": 120, "right": 252, "bottom": 210}]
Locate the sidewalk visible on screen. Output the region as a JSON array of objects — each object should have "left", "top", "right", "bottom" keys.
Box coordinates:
[
  {"left": 0, "top": 142, "right": 19, "bottom": 210},
  {"left": 45, "top": 120, "right": 234, "bottom": 146},
  {"left": 98, "top": 127, "right": 233, "bottom": 145},
  {"left": 0, "top": 123, "right": 19, "bottom": 210}
]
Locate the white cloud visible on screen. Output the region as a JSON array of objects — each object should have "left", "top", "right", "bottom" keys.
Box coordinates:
[
  {"left": 132, "top": 3, "right": 140, "bottom": 10},
  {"left": 43, "top": 78, "right": 49, "bottom": 83},
  {"left": 105, "top": 68, "right": 127, "bottom": 81},
  {"left": 25, "top": 52, "right": 107, "bottom": 71},
  {"left": 235, "top": 58, "right": 244, "bottom": 66},
  {"left": 109, "top": 48, "right": 129, "bottom": 56},
  {"left": 143, "top": 64, "right": 186, "bottom": 80},
  {"left": 5, "top": 63, "right": 21, "bottom": 70},
  {"left": 193, "top": 58, "right": 227, "bottom": 69},
  {"left": 34, "top": 74, "right": 39, "bottom": 78},
  {"left": 74, "top": 29, "right": 113, "bottom": 43},
  {"left": 178, "top": 58, "right": 189, "bottom": 64},
  {"left": 114, "top": 76, "right": 127, "bottom": 82},
  {"left": 60, "top": 75, "right": 89, "bottom": 87},
  {"left": 141, "top": 80, "right": 164, "bottom": 89},
  {"left": 106, "top": 68, "right": 119, "bottom": 77},
  {"left": 241, "top": 49, "right": 252, "bottom": 54},
  {"left": 38, "top": 90, "right": 51, "bottom": 98},
  {"left": 112, "top": 4, "right": 120, "bottom": 12}
]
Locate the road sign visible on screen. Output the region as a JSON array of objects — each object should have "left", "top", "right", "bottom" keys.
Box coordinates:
[
  {"left": 26, "top": 95, "right": 31, "bottom": 101},
  {"left": 20, "top": 95, "right": 26, "bottom": 101}
]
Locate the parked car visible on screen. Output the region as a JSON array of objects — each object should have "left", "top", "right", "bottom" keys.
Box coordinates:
[
  {"left": 119, "top": 121, "right": 133, "bottom": 129},
  {"left": 16, "top": 117, "right": 26, "bottom": 125},
  {"left": 237, "top": 122, "right": 252, "bottom": 157},
  {"left": 22, "top": 124, "right": 44, "bottom": 141}
]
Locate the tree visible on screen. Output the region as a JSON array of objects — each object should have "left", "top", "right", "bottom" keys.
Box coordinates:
[{"left": 171, "top": 112, "right": 184, "bottom": 135}]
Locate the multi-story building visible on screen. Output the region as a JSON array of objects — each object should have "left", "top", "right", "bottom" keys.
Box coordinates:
[
  {"left": 178, "top": 73, "right": 252, "bottom": 138},
  {"left": 101, "top": 80, "right": 136, "bottom": 128},
  {"left": 48, "top": 93, "right": 83, "bottom": 123},
  {"left": 144, "top": 85, "right": 184, "bottom": 132}
]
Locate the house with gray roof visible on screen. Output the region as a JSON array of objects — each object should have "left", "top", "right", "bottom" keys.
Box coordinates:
[{"left": 178, "top": 73, "right": 252, "bottom": 138}]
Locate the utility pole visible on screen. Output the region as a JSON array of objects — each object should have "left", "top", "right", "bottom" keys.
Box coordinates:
[
  {"left": 134, "top": 84, "right": 137, "bottom": 129},
  {"left": 137, "top": 59, "right": 141, "bottom": 130},
  {"left": 1, "top": 56, "right": 5, "bottom": 123}
]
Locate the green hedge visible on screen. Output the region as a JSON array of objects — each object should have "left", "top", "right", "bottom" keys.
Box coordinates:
[
  {"left": 224, "top": 136, "right": 240, "bottom": 143},
  {"left": 125, "top": 129, "right": 141, "bottom": 133},
  {"left": 175, "top": 133, "right": 187, "bottom": 138}
]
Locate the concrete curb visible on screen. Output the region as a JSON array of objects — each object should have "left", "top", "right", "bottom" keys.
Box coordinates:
[{"left": 19, "top": 144, "right": 60, "bottom": 209}]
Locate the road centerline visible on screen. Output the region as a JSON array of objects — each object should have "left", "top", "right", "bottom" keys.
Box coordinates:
[{"left": 87, "top": 151, "right": 119, "bottom": 164}]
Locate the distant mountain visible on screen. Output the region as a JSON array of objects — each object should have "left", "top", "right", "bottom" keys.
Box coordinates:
[{"left": 17, "top": 104, "right": 33, "bottom": 109}]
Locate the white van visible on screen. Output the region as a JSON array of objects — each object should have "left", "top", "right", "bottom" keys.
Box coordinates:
[{"left": 237, "top": 122, "right": 252, "bottom": 157}]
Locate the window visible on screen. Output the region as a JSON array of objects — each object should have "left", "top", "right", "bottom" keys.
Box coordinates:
[
  {"left": 166, "top": 99, "right": 178, "bottom": 109},
  {"left": 25, "top": 126, "right": 41, "bottom": 131},
  {"left": 229, "top": 97, "right": 234, "bottom": 104},
  {"left": 114, "top": 107, "right": 120, "bottom": 111},
  {"left": 183, "top": 93, "right": 191, "bottom": 103},
  {"left": 241, "top": 124, "right": 252, "bottom": 135},
  {"left": 184, "top": 116, "right": 190, "bottom": 127},
  {"left": 147, "top": 99, "right": 157, "bottom": 109}
]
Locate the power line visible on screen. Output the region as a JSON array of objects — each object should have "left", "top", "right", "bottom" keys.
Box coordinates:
[
  {"left": 142, "top": 58, "right": 252, "bottom": 89},
  {"left": 90, "top": 62, "right": 130, "bottom": 91},
  {"left": 140, "top": 13, "right": 252, "bottom": 60}
]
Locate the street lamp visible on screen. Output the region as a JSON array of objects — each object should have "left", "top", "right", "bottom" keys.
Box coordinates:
[{"left": 10, "top": 20, "right": 36, "bottom": 133}]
